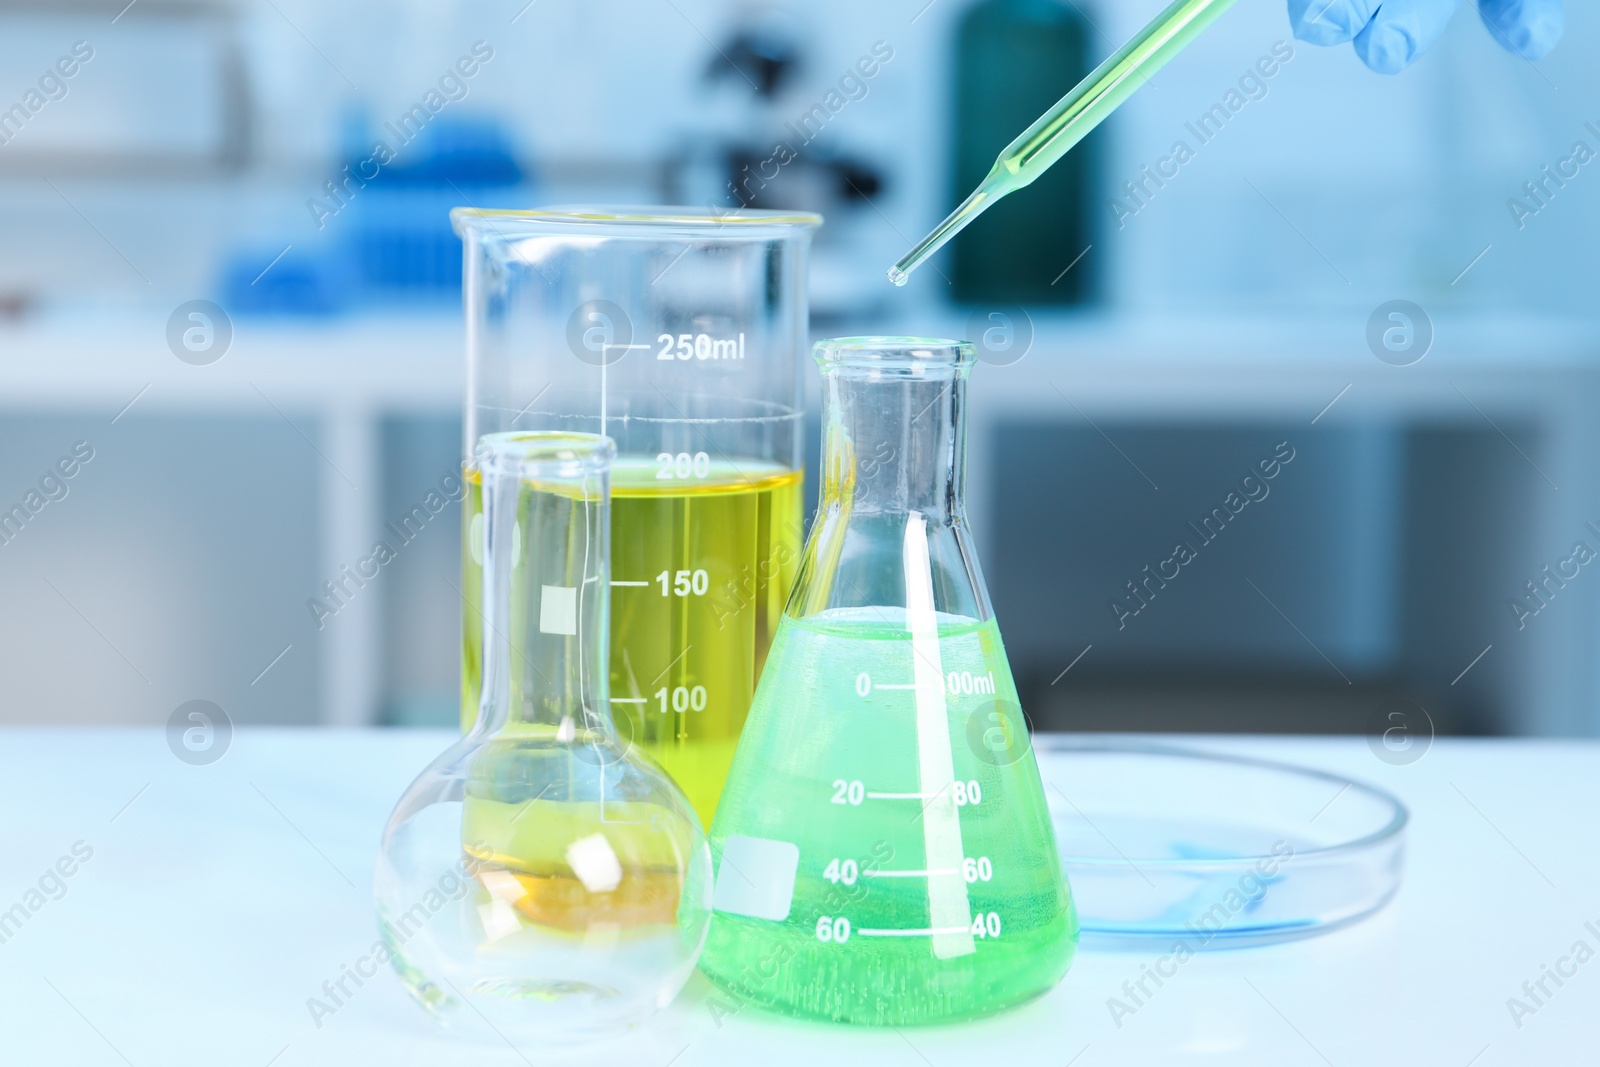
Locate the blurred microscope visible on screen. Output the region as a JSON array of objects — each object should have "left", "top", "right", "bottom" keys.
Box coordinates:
[{"left": 661, "top": 9, "right": 892, "bottom": 318}]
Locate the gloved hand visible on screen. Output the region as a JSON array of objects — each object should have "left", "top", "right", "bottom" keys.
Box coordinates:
[{"left": 1288, "top": 0, "right": 1563, "bottom": 73}]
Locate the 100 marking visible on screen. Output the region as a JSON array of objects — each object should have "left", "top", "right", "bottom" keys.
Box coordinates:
[{"left": 655, "top": 685, "right": 708, "bottom": 714}]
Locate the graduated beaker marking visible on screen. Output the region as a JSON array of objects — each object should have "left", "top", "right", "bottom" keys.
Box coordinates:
[
  {"left": 653, "top": 331, "right": 747, "bottom": 362},
  {"left": 855, "top": 669, "right": 997, "bottom": 697}
]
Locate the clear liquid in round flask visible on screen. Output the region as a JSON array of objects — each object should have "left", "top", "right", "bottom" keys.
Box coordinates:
[{"left": 375, "top": 431, "right": 712, "bottom": 1043}]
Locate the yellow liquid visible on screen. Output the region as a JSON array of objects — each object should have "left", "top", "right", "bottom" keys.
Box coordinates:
[
  {"left": 462, "top": 796, "right": 687, "bottom": 933},
  {"left": 461, "top": 849, "right": 687, "bottom": 932},
  {"left": 462, "top": 459, "right": 803, "bottom": 827}
]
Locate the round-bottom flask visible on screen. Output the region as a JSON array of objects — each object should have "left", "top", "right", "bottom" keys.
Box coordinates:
[
  {"left": 699, "top": 338, "right": 1077, "bottom": 1024},
  {"left": 375, "top": 432, "right": 712, "bottom": 1043}
]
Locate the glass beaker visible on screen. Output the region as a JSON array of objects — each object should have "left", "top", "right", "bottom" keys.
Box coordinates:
[
  {"left": 699, "top": 338, "right": 1076, "bottom": 1025},
  {"left": 375, "top": 431, "right": 712, "bottom": 1043},
  {"left": 452, "top": 207, "right": 822, "bottom": 828}
]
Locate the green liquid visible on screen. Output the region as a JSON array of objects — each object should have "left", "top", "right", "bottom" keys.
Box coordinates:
[{"left": 701, "top": 610, "right": 1076, "bottom": 1025}]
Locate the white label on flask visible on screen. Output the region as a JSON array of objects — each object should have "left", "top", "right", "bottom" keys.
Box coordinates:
[
  {"left": 904, "top": 512, "right": 977, "bottom": 960},
  {"left": 478, "top": 898, "right": 521, "bottom": 943},
  {"left": 712, "top": 835, "right": 799, "bottom": 921},
  {"left": 539, "top": 585, "right": 578, "bottom": 635},
  {"left": 566, "top": 833, "right": 624, "bottom": 893}
]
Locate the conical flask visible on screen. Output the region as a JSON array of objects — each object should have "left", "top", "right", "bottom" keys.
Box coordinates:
[
  {"left": 374, "top": 432, "right": 712, "bottom": 1043},
  {"left": 699, "top": 338, "right": 1077, "bottom": 1024}
]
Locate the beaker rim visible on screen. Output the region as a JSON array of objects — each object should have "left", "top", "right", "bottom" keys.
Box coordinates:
[
  {"left": 814, "top": 336, "right": 977, "bottom": 370},
  {"left": 451, "top": 205, "right": 824, "bottom": 237},
  {"left": 475, "top": 431, "right": 615, "bottom": 477}
]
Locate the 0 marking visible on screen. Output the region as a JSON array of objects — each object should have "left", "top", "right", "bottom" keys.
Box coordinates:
[{"left": 854, "top": 670, "right": 997, "bottom": 698}]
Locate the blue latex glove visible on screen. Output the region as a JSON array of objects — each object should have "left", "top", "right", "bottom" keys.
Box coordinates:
[{"left": 1288, "top": 0, "right": 1563, "bottom": 73}]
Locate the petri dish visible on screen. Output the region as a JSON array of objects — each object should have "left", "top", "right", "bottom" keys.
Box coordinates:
[{"left": 1035, "top": 738, "right": 1406, "bottom": 947}]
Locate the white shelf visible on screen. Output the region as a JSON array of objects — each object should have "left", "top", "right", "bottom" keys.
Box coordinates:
[{"left": 4, "top": 308, "right": 1598, "bottom": 731}]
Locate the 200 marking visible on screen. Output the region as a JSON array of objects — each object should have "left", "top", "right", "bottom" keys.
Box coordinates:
[{"left": 656, "top": 451, "right": 710, "bottom": 479}]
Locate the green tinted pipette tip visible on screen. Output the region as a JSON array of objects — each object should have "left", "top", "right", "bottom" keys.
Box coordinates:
[
  {"left": 888, "top": 180, "right": 1001, "bottom": 286},
  {"left": 887, "top": 0, "right": 1237, "bottom": 286}
]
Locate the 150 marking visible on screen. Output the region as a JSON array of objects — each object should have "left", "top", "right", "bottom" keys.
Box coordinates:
[{"left": 656, "top": 569, "right": 709, "bottom": 596}]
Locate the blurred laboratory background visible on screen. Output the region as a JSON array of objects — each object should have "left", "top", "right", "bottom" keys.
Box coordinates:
[{"left": 2, "top": 0, "right": 1598, "bottom": 737}]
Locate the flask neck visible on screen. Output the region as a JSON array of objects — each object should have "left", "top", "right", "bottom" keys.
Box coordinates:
[
  {"left": 819, "top": 363, "right": 970, "bottom": 524},
  {"left": 474, "top": 437, "right": 612, "bottom": 738}
]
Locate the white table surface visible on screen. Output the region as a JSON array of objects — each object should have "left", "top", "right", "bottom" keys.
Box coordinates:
[{"left": 0, "top": 729, "right": 1593, "bottom": 1066}]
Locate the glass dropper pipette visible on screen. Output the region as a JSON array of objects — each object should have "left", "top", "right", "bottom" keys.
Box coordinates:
[{"left": 887, "top": 0, "right": 1238, "bottom": 286}]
